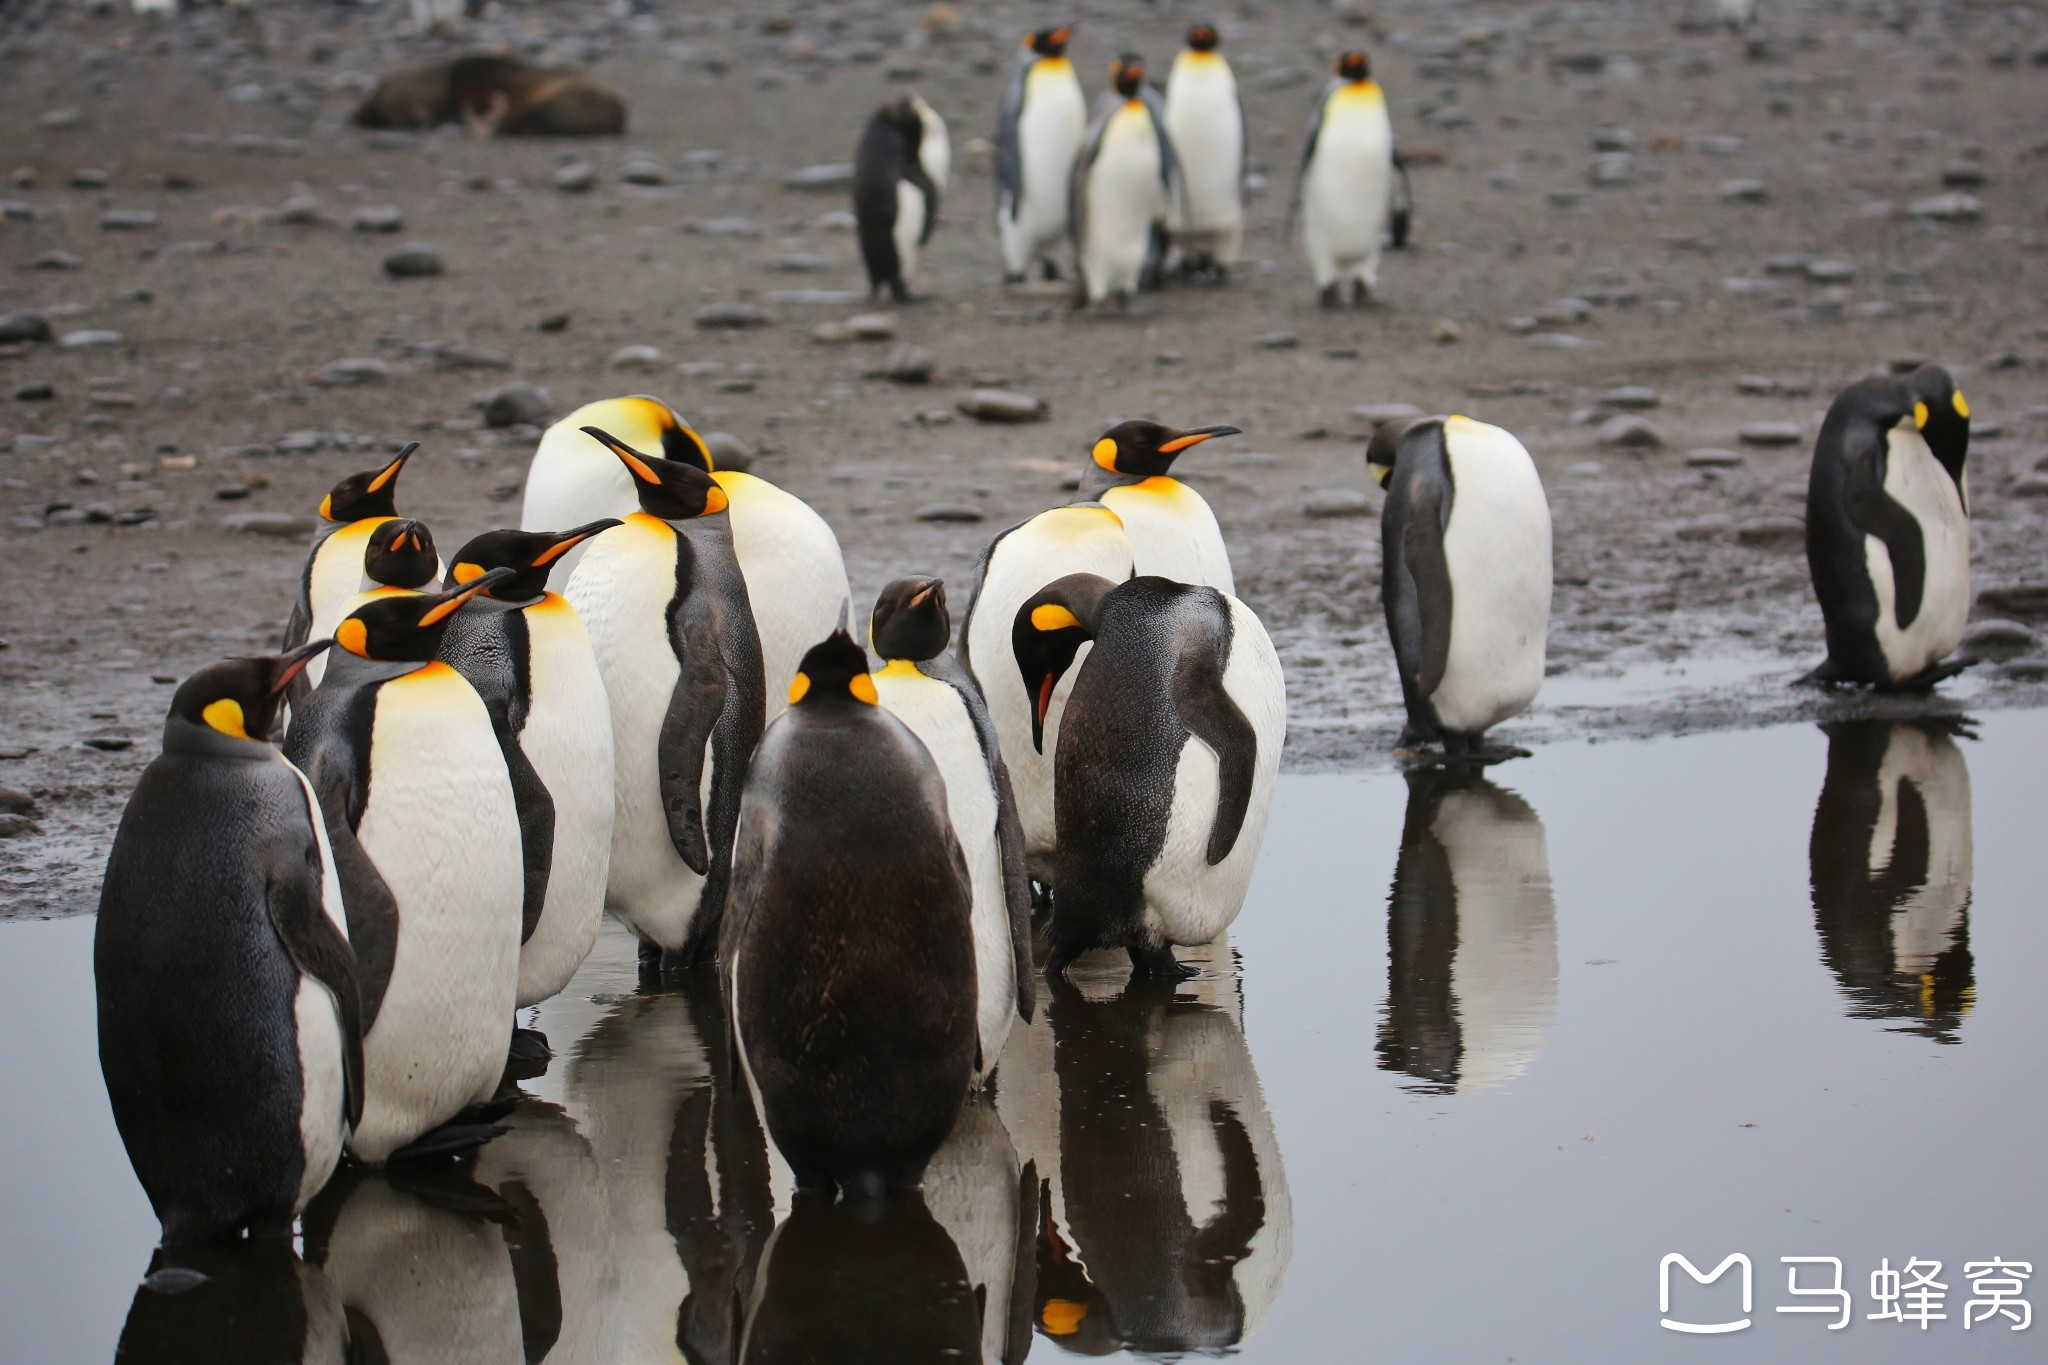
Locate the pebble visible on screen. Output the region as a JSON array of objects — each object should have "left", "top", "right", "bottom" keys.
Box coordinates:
[
  {"left": 224, "top": 511, "right": 317, "bottom": 537},
  {"left": 31, "top": 251, "right": 83, "bottom": 271},
  {"left": 957, "top": 389, "right": 1047, "bottom": 423},
  {"left": 1599, "top": 416, "right": 1663, "bottom": 449},
  {"left": 100, "top": 209, "right": 159, "bottom": 231},
  {"left": 1688, "top": 135, "right": 1747, "bottom": 156},
  {"left": 764, "top": 290, "right": 857, "bottom": 307},
  {"left": 278, "top": 194, "right": 322, "bottom": 225},
  {"left": 762, "top": 253, "right": 832, "bottom": 273},
  {"left": 60, "top": 330, "right": 123, "bottom": 349},
  {"left": 811, "top": 320, "right": 858, "bottom": 344},
  {"left": 815, "top": 210, "right": 859, "bottom": 233},
  {"left": 1675, "top": 514, "right": 1735, "bottom": 541},
  {"left": 1804, "top": 259, "right": 1855, "bottom": 282},
  {"left": 1978, "top": 583, "right": 2048, "bottom": 617},
  {"left": 916, "top": 503, "right": 984, "bottom": 523},
  {"left": 695, "top": 302, "right": 774, "bottom": 329},
  {"left": 553, "top": 162, "right": 597, "bottom": 194},
  {"left": 687, "top": 217, "right": 764, "bottom": 237},
  {"left": 608, "top": 344, "right": 664, "bottom": 371},
  {"left": 83, "top": 734, "right": 133, "bottom": 752},
  {"left": 1601, "top": 385, "right": 1660, "bottom": 409},
  {"left": 1304, "top": 489, "right": 1373, "bottom": 518},
  {"left": 868, "top": 344, "right": 935, "bottom": 384},
  {"left": 846, "top": 312, "right": 898, "bottom": 341},
  {"left": 15, "top": 382, "right": 55, "bottom": 401},
  {"left": 1909, "top": 192, "right": 1981, "bottom": 221},
  {"left": 351, "top": 204, "right": 404, "bottom": 233},
  {"left": 1590, "top": 127, "right": 1636, "bottom": 152},
  {"left": 1251, "top": 332, "right": 1300, "bottom": 350},
  {"left": 1960, "top": 619, "right": 2036, "bottom": 659},
  {"left": 1735, "top": 515, "right": 1805, "bottom": 548},
  {"left": 0, "top": 311, "right": 52, "bottom": 344},
  {"left": 477, "top": 381, "right": 551, "bottom": 428},
  {"left": 1432, "top": 319, "right": 1463, "bottom": 345},
  {"left": 1686, "top": 448, "right": 1744, "bottom": 468},
  {"left": 1738, "top": 421, "right": 1803, "bottom": 446},
  {"left": 0, "top": 784, "right": 37, "bottom": 817},
  {"left": 1719, "top": 179, "right": 1768, "bottom": 203},
  {"left": 783, "top": 163, "right": 855, "bottom": 192},
  {"left": 1527, "top": 333, "right": 1602, "bottom": 351},
  {"left": 704, "top": 432, "right": 754, "bottom": 472},
  {"left": 619, "top": 157, "right": 668, "bottom": 186},
  {"left": 0, "top": 813, "right": 31, "bottom": 839},
  {"left": 2008, "top": 475, "right": 2048, "bottom": 499},
  {"left": 1736, "top": 375, "right": 1777, "bottom": 394},
  {"left": 314, "top": 357, "right": 392, "bottom": 387},
  {"left": 1941, "top": 161, "right": 1988, "bottom": 189},
  {"left": 431, "top": 345, "right": 509, "bottom": 371},
  {"left": 1589, "top": 153, "right": 1635, "bottom": 187},
  {"left": 69, "top": 167, "right": 109, "bottom": 189},
  {"left": 382, "top": 243, "right": 444, "bottom": 278}
]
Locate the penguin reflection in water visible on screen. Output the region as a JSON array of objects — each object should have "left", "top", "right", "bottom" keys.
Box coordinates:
[
  {"left": 1072, "top": 53, "right": 1178, "bottom": 309},
  {"left": 116, "top": 1240, "right": 346, "bottom": 1364},
  {"left": 854, "top": 95, "right": 946, "bottom": 302},
  {"left": 1371, "top": 414, "right": 1552, "bottom": 765},
  {"left": 1803, "top": 364, "right": 1973, "bottom": 691},
  {"left": 1810, "top": 720, "right": 1975, "bottom": 1042}
]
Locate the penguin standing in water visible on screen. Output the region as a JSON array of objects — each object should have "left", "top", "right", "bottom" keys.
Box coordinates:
[
  {"left": 284, "top": 573, "right": 525, "bottom": 1164},
  {"left": 435, "top": 521, "right": 619, "bottom": 1024},
  {"left": 1013, "top": 573, "right": 1285, "bottom": 979},
  {"left": 1163, "top": 24, "right": 1245, "bottom": 278},
  {"left": 97, "top": 644, "right": 362, "bottom": 1246},
  {"left": 566, "top": 430, "right": 763, "bottom": 968},
  {"left": 1296, "top": 51, "right": 1399, "bottom": 307},
  {"left": 726, "top": 632, "right": 977, "bottom": 1196},
  {"left": 1072, "top": 53, "right": 1177, "bottom": 309},
  {"left": 959, "top": 503, "right": 1133, "bottom": 886},
  {"left": 854, "top": 96, "right": 942, "bottom": 302},
  {"left": 1079, "top": 418, "right": 1241, "bottom": 593},
  {"left": 995, "top": 26, "right": 1087, "bottom": 284},
  {"left": 1803, "top": 364, "right": 1973, "bottom": 690},
  {"left": 870, "top": 577, "right": 1035, "bottom": 1084},
  {"left": 1371, "top": 415, "right": 1552, "bottom": 764}
]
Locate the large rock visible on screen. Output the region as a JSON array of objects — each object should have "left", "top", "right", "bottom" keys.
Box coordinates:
[
  {"left": 352, "top": 204, "right": 405, "bottom": 233},
  {"left": 957, "top": 389, "right": 1047, "bottom": 423},
  {"left": 383, "top": 242, "right": 444, "bottom": 278},
  {"left": 704, "top": 431, "right": 755, "bottom": 472},
  {"left": 1598, "top": 416, "right": 1663, "bottom": 449},
  {"left": 0, "top": 311, "right": 53, "bottom": 344},
  {"left": 476, "top": 380, "right": 551, "bottom": 428}
]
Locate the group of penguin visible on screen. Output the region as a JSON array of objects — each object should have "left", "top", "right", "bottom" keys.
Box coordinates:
[{"left": 853, "top": 23, "right": 1412, "bottom": 307}]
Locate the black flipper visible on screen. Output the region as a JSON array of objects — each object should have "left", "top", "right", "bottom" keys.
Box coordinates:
[
  {"left": 993, "top": 56, "right": 1028, "bottom": 220},
  {"left": 304, "top": 746, "right": 400, "bottom": 1035},
  {"left": 906, "top": 159, "right": 940, "bottom": 248},
  {"left": 657, "top": 628, "right": 722, "bottom": 878},
  {"left": 1003, "top": 1161, "right": 1040, "bottom": 1365},
  {"left": 263, "top": 829, "right": 366, "bottom": 1130},
  {"left": 498, "top": 1178, "right": 565, "bottom": 1365},
  {"left": 499, "top": 732, "right": 556, "bottom": 944},
  {"left": 1173, "top": 621, "right": 1259, "bottom": 867},
  {"left": 1844, "top": 434, "right": 1928, "bottom": 630},
  {"left": 1381, "top": 421, "right": 1456, "bottom": 735},
  {"left": 1389, "top": 147, "right": 1413, "bottom": 249}
]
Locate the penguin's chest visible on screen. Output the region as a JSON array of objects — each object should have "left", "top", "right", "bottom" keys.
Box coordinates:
[
  {"left": 1871, "top": 735, "right": 1972, "bottom": 970},
  {"left": 1867, "top": 429, "right": 1970, "bottom": 675},
  {"left": 721, "top": 473, "right": 845, "bottom": 710},
  {"left": 1306, "top": 96, "right": 1393, "bottom": 240},
  {"left": 516, "top": 597, "right": 614, "bottom": 805},
  {"left": 1165, "top": 67, "right": 1244, "bottom": 222},
  {"left": 1087, "top": 107, "right": 1166, "bottom": 233},
  {"left": 1433, "top": 424, "right": 1552, "bottom": 733},
  {"left": 1018, "top": 64, "right": 1086, "bottom": 205},
  {"left": 1102, "top": 478, "right": 1233, "bottom": 593},
  {"left": 893, "top": 180, "right": 927, "bottom": 271}
]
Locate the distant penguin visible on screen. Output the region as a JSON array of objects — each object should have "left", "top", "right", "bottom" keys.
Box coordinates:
[
  {"left": 959, "top": 503, "right": 1134, "bottom": 884},
  {"left": 521, "top": 393, "right": 849, "bottom": 706},
  {"left": 1371, "top": 415, "right": 1552, "bottom": 763},
  {"left": 1073, "top": 53, "right": 1177, "bottom": 308},
  {"left": 854, "top": 96, "right": 942, "bottom": 301},
  {"left": 436, "top": 522, "right": 620, "bottom": 1015},
  {"left": 1078, "top": 418, "right": 1241, "bottom": 593},
  {"left": 995, "top": 25, "right": 1088, "bottom": 283},
  {"left": 283, "top": 444, "right": 431, "bottom": 701},
  {"left": 283, "top": 573, "right": 525, "bottom": 1165},
  {"left": 1013, "top": 573, "right": 1285, "bottom": 979},
  {"left": 565, "top": 430, "right": 763, "bottom": 967},
  {"left": 1803, "top": 364, "right": 1972, "bottom": 690},
  {"left": 1163, "top": 24, "right": 1245, "bottom": 277},
  {"left": 1296, "top": 51, "right": 1398, "bottom": 307},
  {"left": 726, "top": 632, "right": 978, "bottom": 1195},
  {"left": 97, "top": 644, "right": 362, "bottom": 1246},
  {"left": 870, "top": 577, "right": 1036, "bottom": 1084}
]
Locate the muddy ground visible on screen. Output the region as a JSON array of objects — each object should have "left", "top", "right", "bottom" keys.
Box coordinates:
[{"left": 2, "top": 0, "right": 2045, "bottom": 915}]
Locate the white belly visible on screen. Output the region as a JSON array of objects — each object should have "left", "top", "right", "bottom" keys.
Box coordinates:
[
  {"left": 1100, "top": 477, "right": 1235, "bottom": 595},
  {"left": 1436, "top": 786, "right": 1557, "bottom": 1091},
  {"left": 1871, "top": 724, "right": 1973, "bottom": 969},
  {"left": 1430, "top": 418, "right": 1552, "bottom": 735},
  {"left": 919, "top": 1096, "right": 1022, "bottom": 1365},
  {"left": 1165, "top": 62, "right": 1244, "bottom": 244},
  {"left": 1303, "top": 98, "right": 1394, "bottom": 274},
  {"left": 894, "top": 180, "right": 926, "bottom": 285},
  {"left": 721, "top": 471, "right": 851, "bottom": 715},
  {"left": 304, "top": 519, "right": 388, "bottom": 689},
  {"left": 285, "top": 757, "right": 352, "bottom": 1204},
  {"left": 350, "top": 666, "right": 523, "bottom": 1163},
  {"left": 515, "top": 597, "right": 615, "bottom": 1006},
  {"left": 1004, "top": 68, "right": 1087, "bottom": 266},
  {"left": 1081, "top": 107, "right": 1166, "bottom": 301},
  {"left": 320, "top": 1177, "right": 526, "bottom": 1363},
  {"left": 1866, "top": 427, "right": 1970, "bottom": 682}
]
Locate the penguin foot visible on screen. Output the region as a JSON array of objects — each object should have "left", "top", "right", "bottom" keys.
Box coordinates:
[
  {"left": 502, "top": 1027, "right": 553, "bottom": 1082},
  {"left": 1002, "top": 271, "right": 1026, "bottom": 286},
  {"left": 1127, "top": 943, "right": 1198, "bottom": 980},
  {"left": 1880, "top": 658, "right": 1974, "bottom": 692},
  {"left": 1039, "top": 259, "right": 1062, "bottom": 282},
  {"left": 1318, "top": 284, "right": 1343, "bottom": 309}
]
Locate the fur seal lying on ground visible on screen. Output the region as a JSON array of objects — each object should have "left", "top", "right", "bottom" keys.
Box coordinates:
[{"left": 353, "top": 54, "right": 626, "bottom": 137}]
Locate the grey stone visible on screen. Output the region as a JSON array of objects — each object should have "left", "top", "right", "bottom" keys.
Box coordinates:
[
  {"left": 1304, "top": 489, "right": 1374, "bottom": 518},
  {"left": 764, "top": 290, "right": 859, "bottom": 306},
  {"left": 69, "top": 167, "right": 109, "bottom": 188},
  {"left": 1351, "top": 402, "right": 1426, "bottom": 427},
  {"left": 0, "top": 783, "right": 38, "bottom": 817},
  {"left": 1432, "top": 318, "right": 1463, "bottom": 344},
  {"left": 15, "top": 381, "right": 55, "bottom": 401},
  {"left": 1251, "top": 332, "right": 1300, "bottom": 350},
  {"left": 704, "top": 432, "right": 754, "bottom": 472},
  {"left": 1719, "top": 179, "right": 1769, "bottom": 202},
  {"left": 82, "top": 734, "right": 133, "bottom": 753},
  {"left": 1526, "top": 333, "right": 1602, "bottom": 350},
  {"left": 60, "top": 330, "right": 123, "bottom": 349},
  {"left": 916, "top": 503, "right": 985, "bottom": 523},
  {"left": 1978, "top": 583, "right": 2048, "bottom": 617},
  {"left": 224, "top": 511, "right": 318, "bottom": 537},
  {"left": 783, "top": 163, "right": 856, "bottom": 192},
  {"left": 1590, "top": 126, "right": 1636, "bottom": 152},
  {"left": 478, "top": 381, "right": 551, "bottom": 428},
  {"left": 957, "top": 389, "right": 1047, "bottom": 423},
  {"left": 1910, "top": 192, "right": 1982, "bottom": 221},
  {"left": 278, "top": 193, "right": 323, "bottom": 225},
  {"left": 1805, "top": 258, "right": 1855, "bottom": 282},
  {"left": 1960, "top": 618, "right": 2035, "bottom": 659},
  {"left": 1763, "top": 253, "right": 1811, "bottom": 274},
  {"left": 761, "top": 253, "right": 832, "bottom": 273},
  {"left": 351, "top": 204, "right": 405, "bottom": 233},
  {"left": 847, "top": 312, "right": 898, "bottom": 340},
  {"left": 1686, "top": 448, "right": 1744, "bottom": 468},
  {"left": 2009, "top": 475, "right": 2048, "bottom": 499},
  {"left": 810, "top": 320, "right": 858, "bottom": 344},
  {"left": 686, "top": 217, "right": 764, "bottom": 237},
  {"left": 1941, "top": 161, "right": 1988, "bottom": 188},
  {"left": 1601, "top": 385, "right": 1660, "bottom": 409},
  {"left": 0, "top": 311, "right": 52, "bottom": 344},
  {"left": 100, "top": 209, "right": 159, "bottom": 230},
  {"left": 315, "top": 357, "right": 392, "bottom": 387},
  {"left": 1687, "top": 134, "right": 1747, "bottom": 156},
  {"left": 0, "top": 813, "right": 36, "bottom": 838},
  {"left": 432, "top": 345, "right": 510, "bottom": 371},
  {"left": 1735, "top": 514, "right": 1805, "bottom": 548},
  {"left": 553, "top": 162, "right": 597, "bottom": 193},
  {"left": 1675, "top": 514, "right": 1735, "bottom": 541},
  {"left": 1738, "top": 421, "right": 1803, "bottom": 446},
  {"left": 1599, "top": 416, "right": 1663, "bottom": 449},
  {"left": 695, "top": 303, "right": 775, "bottom": 329},
  {"left": 1736, "top": 375, "right": 1777, "bottom": 394},
  {"left": 1589, "top": 152, "right": 1635, "bottom": 187},
  {"left": 868, "top": 344, "right": 935, "bottom": 384},
  {"left": 1539, "top": 298, "right": 1594, "bottom": 324},
  {"left": 619, "top": 157, "right": 668, "bottom": 186},
  {"left": 609, "top": 344, "right": 664, "bottom": 371},
  {"left": 382, "top": 242, "right": 444, "bottom": 278}
]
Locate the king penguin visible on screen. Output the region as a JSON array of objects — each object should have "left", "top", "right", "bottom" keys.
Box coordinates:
[
  {"left": 1079, "top": 418, "right": 1241, "bottom": 593},
  {"left": 283, "top": 572, "right": 525, "bottom": 1165},
  {"left": 1803, "top": 364, "right": 1972, "bottom": 690},
  {"left": 565, "top": 428, "right": 764, "bottom": 968},
  {"left": 436, "top": 521, "right": 620, "bottom": 1019},
  {"left": 97, "top": 643, "right": 362, "bottom": 1246},
  {"left": 519, "top": 393, "right": 849, "bottom": 706},
  {"left": 1371, "top": 415, "right": 1552, "bottom": 763},
  {"left": 854, "top": 96, "right": 942, "bottom": 302},
  {"left": 725, "top": 631, "right": 977, "bottom": 1196},
  {"left": 1012, "top": 572, "right": 1285, "bottom": 979},
  {"left": 1163, "top": 23, "right": 1245, "bottom": 278},
  {"left": 995, "top": 25, "right": 1088, "bottom": 284},
  {"left": 870, "top": 576, "right": 1035, "bottom": 1085},
  {"left": 1073, "top": 53, "right": 1177, "bottom": 309},
  {"left": 958, "top": 502, "right": 1134, "bottom": 887},
  {"left": 1295, "top": 51, "right": 1398, "bottom": 307}
]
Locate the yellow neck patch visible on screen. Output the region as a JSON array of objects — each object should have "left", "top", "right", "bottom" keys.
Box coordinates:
[
  {"left": 200, "top": 698, "right": 249, "bottom": 739},
  {"left": 878, "top": 658, "right": 923, "bottom": 678}
]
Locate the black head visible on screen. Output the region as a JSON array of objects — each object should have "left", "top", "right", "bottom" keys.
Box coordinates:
[
  {"left": 363, "top": 519, "right": 440, "bottom": 591},
  {"left": 167, "top": 641, "right": 332, "bottom": 744},
  {"left": 875, "top": 95, "right": 924, "bottom": 141},
  {"left": 871, "top": 577, "right": 950, "bottom": 662},
  {"left": 581, "top": 426, "right": 730, "bottom": 521},
  {"left": 1365, "top": 415, "right": 1433, "bottom": 489},
  {"left": 333, "top": 569, "right": 514, "bottom": 664},
  {"left": 1336, "top": 51, "right": 1371, "bottom": 82},
  {"left": 788, "top": 630, "right": 879, "bottom": 709},
  {"left": 1028, "top": 25, "right": 1075, "bottom": 57},
  {"left": 1011, "top": 573, "right": 1117, "bottom": 753},
  {"left": 1902, "top": 362, "right": 1970, "bottom": 488},
  {"left": 319, "top": 443, "right": 418, "bottom": 523},
  {"left": 1092, "top": 419, "right": 1241, "bottom": 479},
  {"left": 1111, "top": 53, "right": 1148, "bottom": 99},
  {"left": 1186, "top": 23, "right": 1221, "bottom": 53},
  {"left": 445, "top": 519, "right": 621, "bottom": 601}
]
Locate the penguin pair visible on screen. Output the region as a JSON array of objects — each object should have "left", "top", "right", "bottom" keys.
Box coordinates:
[
  {"left": 995, "top": 25, "right": 1087, "bottom": 283},
  {"left": 1072, "top": 54, "right": 1177, "bottom": 308},
  {"left": 853, "top": 94, "right": 949, "bottom": 301},
  {"left": 1295, "top": 51, "right": 1412, "bottom": 307},
  {"left": 1803, "top": 364, "right": 1972, "bottom": 690},
  {"left": 1163, "top": 24, "right": 1246, "bottom": 279}
]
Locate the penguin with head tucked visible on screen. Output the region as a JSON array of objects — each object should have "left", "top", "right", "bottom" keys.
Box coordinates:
[
  {"left": 1072, "top": 53, "right": 1177, "bottom": 309},
  {"left": 1080, "top": 418, "right": 1241, "bottom": 593},
  {"left": 726, "top": 631, "right": 978, "bottom": 1197},
  {"left": 1163, "top": 23, "right": 1245, "bottom": 279},
  {"left": 1803, "top": 364, "right": 1972, "bottom": 691},
  {"left": 855, "top": 95, "right": 942, "bottom": 302},
  {"left": 565, "top": 429, "right": 763, "bottom": 969},
  {"left": 871, "top": 576, "right": 1036, "bottom": 1085},
  {"left": 959, "top": 502, "right": 1134, "bottom": 888},
  {"left": 1294, "top": 51, "right": 1401, "bottom": 307},
  {"left": 97, "top": 644, "right": 362, "bottom": 1247},
  {"left": 283, "top": 573, "right": 525, "bottom": 1165},
  {"left": 1371, "top": 414, "right": 1552, "bottom": 764},
  {"left": 435, "top": 521, "right": 620, "bottom": 1031},
  {"left": 1013, "top": 573, "right": 1285, "bottom": 980},
  {"left": 995, "top": 25, "right": 1088, "bottom": 284}
]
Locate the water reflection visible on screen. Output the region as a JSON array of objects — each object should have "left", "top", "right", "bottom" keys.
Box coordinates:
[
  {"left": 1377, "top": 769, "right": 1558, "bottom": 1093},
  {"left": 1810, "top": 720, "right": 1976, "bottom": 1043},
  {"left": 115, "top": 1242, "right": 344, "bottom": 1364}
]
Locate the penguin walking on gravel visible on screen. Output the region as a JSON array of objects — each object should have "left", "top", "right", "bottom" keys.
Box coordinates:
[
  {"left": 870, "top": 577, "right": 1036, "bottom": 1085},
  {"left": 566, "top": 429, "right": 764, "bottom": 969},
  {"left": 1012, "top": 573, "right": 1285, "bottom": 979},
  {"left": 854, "top": 96, "right": 943, "bottom": 302},
  {"left": 1073, "top": 53, "right": 1177, "bottom": 309},
  {"left": 959, "top": 502, "right": 1133, "bottom": 886},
  {"left": 725, "top": 631, "right": 978, "bottom": 1195},
  {"left": 1803, "top": 364, "right": 1973, "bottom": 691},
  {"left": 1079, "top": 418, "right": 1241, "bottom": 593},
  {"left": 996, "top": 25, "right": 1088, "bottom": 284},
  {"left": 97, "top": 643, "right": 362, "bottom": 1246},
  {"left": 1371, "top": 415, "right": 1552, "bottom": 764},
  {"left": 1295, "top": 51, "right": 1401, "bottom": 307},
  {"left": 284, "top": 572, "right": 525, "bottom": 1165},
  {"left": 1163, "top": 23, "right": 1245, "bottom": 279},
  {"left": 436, "top": 521, "right": 620, "bottom": 1027}
]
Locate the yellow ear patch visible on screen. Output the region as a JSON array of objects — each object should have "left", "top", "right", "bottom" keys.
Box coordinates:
[
  {"left": 336, "top": 618, "right": 370, "bottom": 657},
  {"left": 201, "top": 698, "right": 249, "bottom": 739},
  {"left": 849, "top": 673, "right": 879, "bottom": 705},
  {"left": 1092, "top": 438, "right": 1119, "bottom": 472},
  {"left": 1042, "top": 1300, "right": 1089, "bottom": 1335},
  {"left": 451, "top": 562, "right": 484, "bottom": 584},
  {"left": 1368, "top": 460, "right": 1394, "bottom": 489},
  {"left": 788, "top": 672, "right": 811, "bottom": 705},
  {"left": 1032, "top": 603, "right": 1082, "bottom": 632},
  {"left": 703, "top": 486, "right": 730, "bottom": 516},
  {"left": 318, "top": 493, "right": 334, "bottom": 521},
  {"left": 1952, "top": 390, "right": 1969, "bottom": 420},
  {"left": 1913, "top": 400, "right": 1930, "bottom": 430}
]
